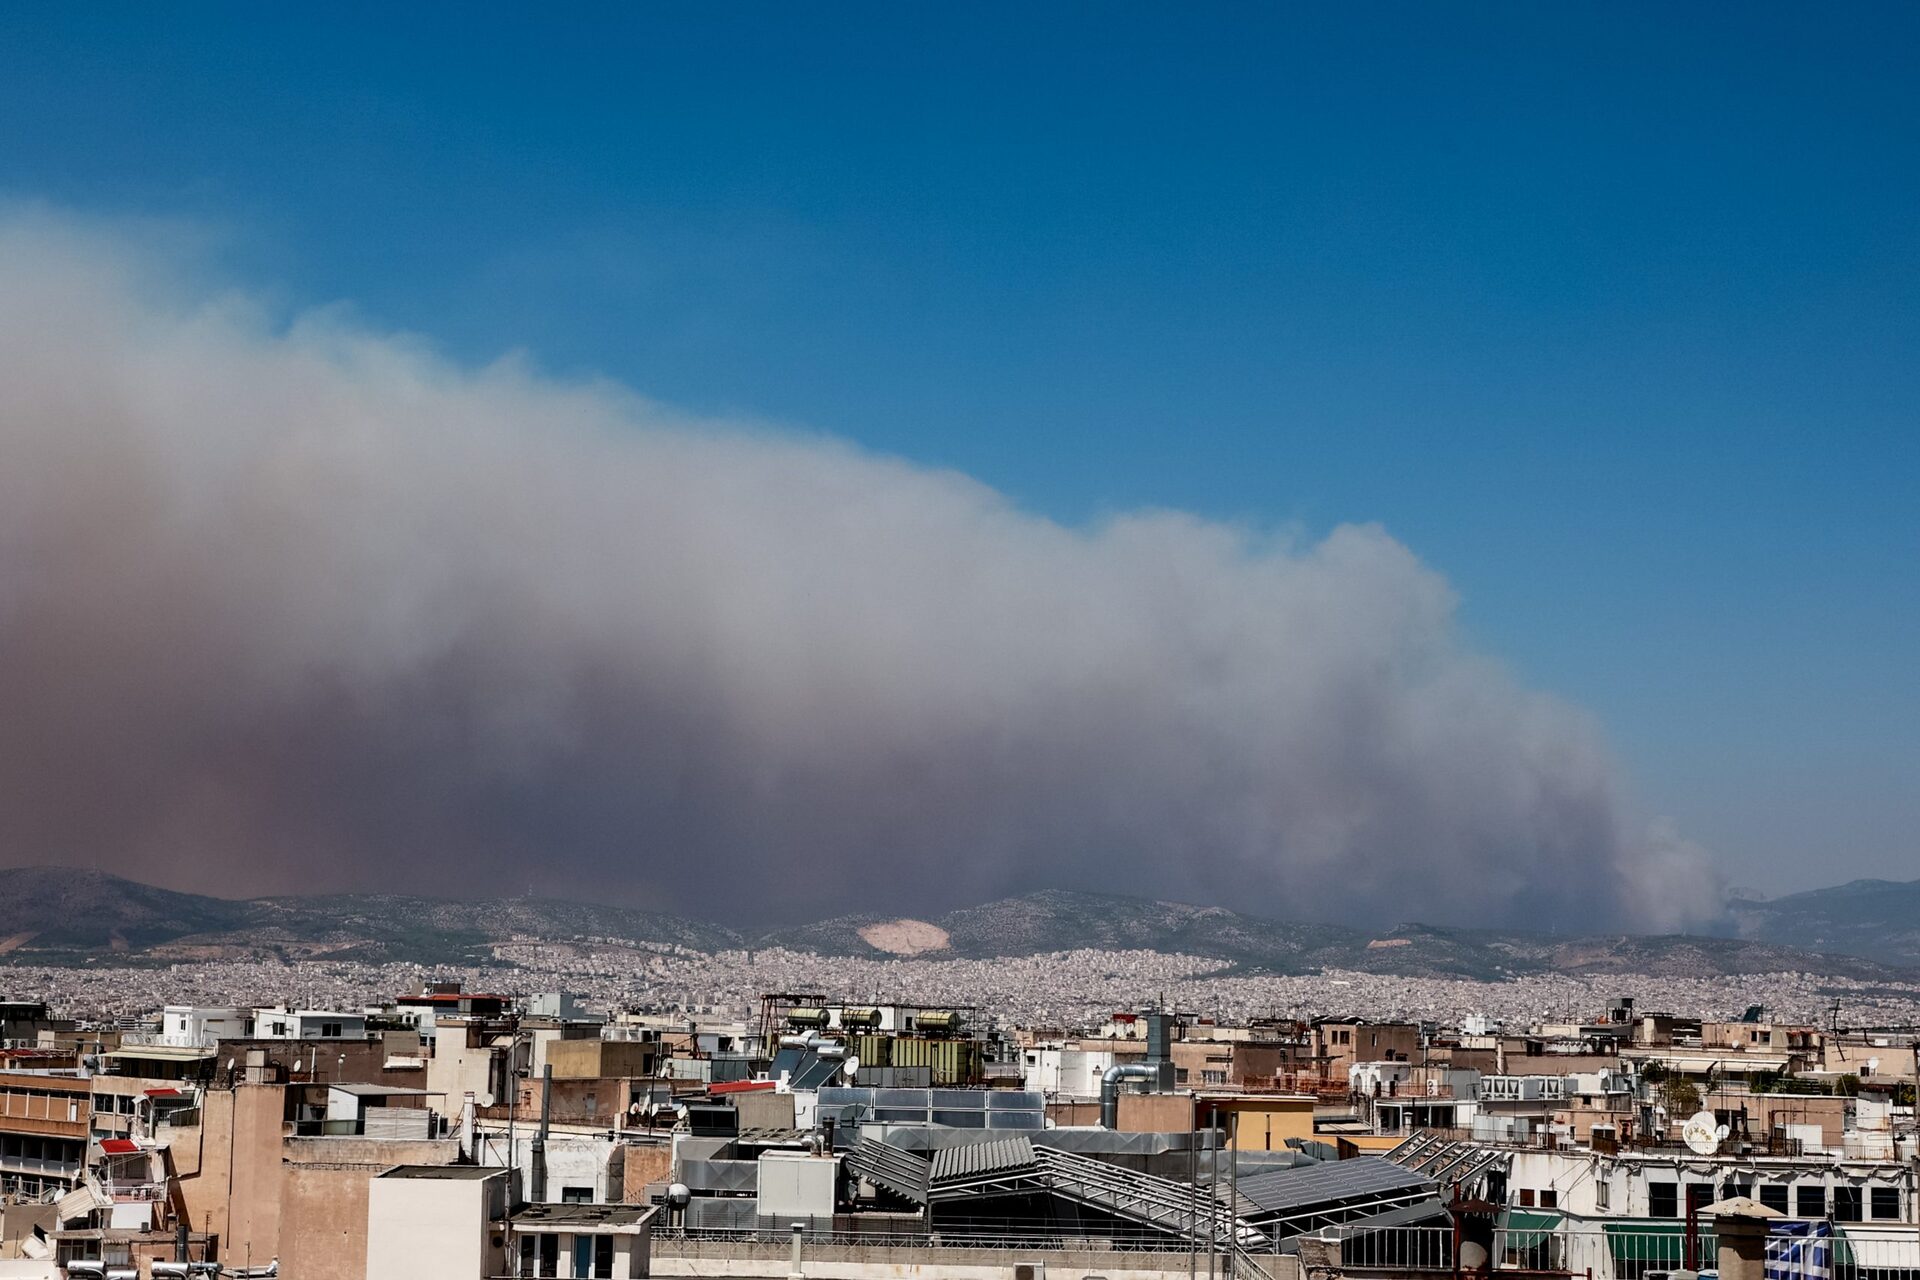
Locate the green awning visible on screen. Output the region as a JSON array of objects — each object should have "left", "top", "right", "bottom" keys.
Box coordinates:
[
  {"left": 1604, "top": 1222, "right": 1716, "bottom": 1266},
  {"left": 1500, "top": 1210, "right": 1563, "bottom": 1251}
]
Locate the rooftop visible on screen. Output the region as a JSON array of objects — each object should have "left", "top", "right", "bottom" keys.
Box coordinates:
[
  {"left": 103, "top": 1044, "right": 215, "bottom": 1060},
  {"left": 377, "top": 1164, "right": 503, "bottom": 1180},
  {"left": 508, "top": 1203, "right": 657, "bottom": 1230}
]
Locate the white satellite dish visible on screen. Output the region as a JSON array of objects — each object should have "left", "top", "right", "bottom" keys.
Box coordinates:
[
  {"left": 1682, "top": 1110, "right": 1727, "bottom": 1156},
  {"left": 1866, "top": 1057, "right": 1881, "bottom": 1075},
  {"left": 841, "top": 1054, "right": 861, "bottom": 1082}
]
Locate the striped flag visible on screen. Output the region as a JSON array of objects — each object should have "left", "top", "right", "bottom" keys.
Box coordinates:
[{"left": 1765, "top": 1220, "right": 1834, "bottom": 1280}]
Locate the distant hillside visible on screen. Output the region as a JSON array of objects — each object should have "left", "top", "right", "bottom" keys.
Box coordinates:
[
  {"left": 0, "top": 867, "right": 738, "bottom": 965},
  {"left": 244, "top": 893, "right": 743, "bottom": 961},
  {"left": 0, "top": 867, "right": 255, "bottom": 955},
  {"left": 767, "top": 890, "right": 1355, "bottom": 971},
  {"left": 1729, "top": 879, "right": 1920, "bottom": 970},
  {"left": 0, "top": 867, "right": 250, "bottom": 957},
  {"left": 759, "top": 888, "right": 1910, "bottom": 982},
  {"left": 0, "top": 868, "right": 1909, "bottom": 981}
]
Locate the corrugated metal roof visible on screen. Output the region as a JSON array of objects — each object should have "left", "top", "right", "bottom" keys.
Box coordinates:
[
  {"left": 1236, "top": 1155, "right": 1432, "bottom": 1215},
  {"left": 845, "top": 1136, "right": 931, "bottom": 1204},
  {"left": 1316, "top": 1199, "right": 1452, "bottom": 1237},
  {"left": 929, "top": 1135, "right": 1035, "bottom": 1181}
]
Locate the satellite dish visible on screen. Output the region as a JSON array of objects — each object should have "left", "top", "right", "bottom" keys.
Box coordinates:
[
  {"left": 1866, "top": 1057, "right": 1881, "bottom": 1075},
  {"left": 1683, "top": 1110, "right": 1727, "bottom": 1156},
  {"left": 841, "top": 1054, "right": 861, "bottom": 1082}
]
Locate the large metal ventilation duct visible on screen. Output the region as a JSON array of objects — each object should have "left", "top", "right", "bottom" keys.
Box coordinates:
[{"left": 1100, "top": 1063, "right": 1157, "bottom": 1129}]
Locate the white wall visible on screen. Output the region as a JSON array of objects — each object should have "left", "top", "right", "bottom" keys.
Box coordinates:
[
  {"left": 1022, "top": 1046, "right": 1115, "bottom": 1098},
  {"left": 162, "top": 1006, "right": 248, "bottom": 1047},
  {"left": 366, "top": 1174, "right": 504, "bottom": 1280}
]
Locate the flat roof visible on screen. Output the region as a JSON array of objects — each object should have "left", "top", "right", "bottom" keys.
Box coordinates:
[
  {"left": 103, "top": 1045, "right": 216, "bottom": 1060},
  {"left": 378, "top": 1164, "right": 503, "bottom": 1180},
  {"left": 507, "top": 1203, "right": 655, "bottom": 1229},
  {"left": 329, "top": 1084, "right": 438, "bottom": 1097}
]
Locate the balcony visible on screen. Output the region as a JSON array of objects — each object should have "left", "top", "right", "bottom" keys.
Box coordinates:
[
  {"left": 100, "top": 1179, "right": 168, "bottom": 1202},
  {"left": 0, "top": 1154, "right": 80, "bottom": 1179},
  {"left": 1294, "top": 1221, "right": 1920, "bottom": 1280},
  {"left": 0, "top": 1112, "right": 87, "bottom": 1140},
  {"left": 115, "top": 1031, "right": 217, "bottom": 1048}
]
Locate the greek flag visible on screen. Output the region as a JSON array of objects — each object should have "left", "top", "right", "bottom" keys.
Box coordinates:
[{"left": 1765, "top": 1220, "right": 1834, "bottom": 1280}]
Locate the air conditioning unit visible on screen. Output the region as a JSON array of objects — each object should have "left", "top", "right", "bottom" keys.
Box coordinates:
[{"left": 1015, "top": 1265, "right": 1048, "bottom": 1280}]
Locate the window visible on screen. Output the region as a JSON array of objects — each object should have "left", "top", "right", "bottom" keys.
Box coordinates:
[
  {"left": 561, "top": 1186, "right": 594, "bottom": 1204},
  {"left": 1722, "top": 1180, "right": 1752, "bottom": 1202},
  {"left": 1688, "top": 1183, "right": 1714, "bottom": 1217},
  {"left": 1796, "top": 1185, "right": 1826, "bottom": 1219},
  {"left": 1518, "top": 1189, "right": 1536, "bottom": 1208},
  {"left": 1540, "top": 1189, "right": 1558, "bottom": 1210},
  {"left": 1595, "top": 1179, "right": 1610, "bottom": 1212},
  {"left": 321, "top": 1022, "right": 342, "bottom": 1038},
  {"left": 1871, "top": 1188, "right": 1900, "bottom": 1220},
  {"left": 1649, "top": 1182, "right": 1678, "bottom": 1218},
  {"left": 1833, "top": 1187, "right": 1862, "bottom": 1223},
  {"left": 593, "top": 1236, "right": 614, "bottom": 1279},
  {"left": 1759, "top": 1184, "right": 1790, "bottom": 1215}
]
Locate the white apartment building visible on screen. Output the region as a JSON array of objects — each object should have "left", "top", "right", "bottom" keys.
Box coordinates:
[
  {"left": 251, "top": 1007, "right": 368, "bottom": 1040},
  {"left": 158, "top": 1006, "right": 250, "bottom": 1047}
]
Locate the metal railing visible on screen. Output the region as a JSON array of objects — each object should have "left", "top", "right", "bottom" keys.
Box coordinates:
[
  {"left": 662, "top": 1219, "right": 1229, "bottom": 1253},
  {"left": 1299, "top": 1223, "right": 1920, "bottom": 1279},
  {"left": 0, "top": 1175, "right": 62, "bottom": 1202},
  {"left": 100, "top": 1180, "right": 168, "bottom": 1202}
]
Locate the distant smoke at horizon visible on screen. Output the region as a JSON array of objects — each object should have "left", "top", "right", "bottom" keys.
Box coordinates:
[{"left": 0, "top": 213, "right": 1721, "bottom": 929}]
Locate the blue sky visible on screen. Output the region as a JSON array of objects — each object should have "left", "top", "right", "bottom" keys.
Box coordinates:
[{"left": 2, "top": 4, "right": 1915, "bottom": 895}]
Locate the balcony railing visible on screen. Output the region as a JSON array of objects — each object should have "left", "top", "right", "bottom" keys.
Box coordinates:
[
  {"left": 115, "top": 1032, "right": 217, "bottom": 1049},
  {"left": 100, "top": 1180, "right": 167, "bottom": 1202},
  {"left": 1297, "top": 1222, "right": 1920, "bottom": 1279}
]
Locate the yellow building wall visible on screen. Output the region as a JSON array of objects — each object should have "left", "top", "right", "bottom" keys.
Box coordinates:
[{"left": 1212, "top": 1097, "right": 1316, "bottom": 1150}]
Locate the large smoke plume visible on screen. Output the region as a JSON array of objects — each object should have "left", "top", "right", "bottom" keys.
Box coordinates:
[{"left": 0, "top": 215, "right": 1719, "bottom": 928}]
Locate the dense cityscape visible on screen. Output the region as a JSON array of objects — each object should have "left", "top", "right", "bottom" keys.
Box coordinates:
[
  {"left": 7, "top": 950, "right": 1920, "bottom": 1030},
  {"left": 3, "top": 962, "right": 1919, "bottom": 1280}
]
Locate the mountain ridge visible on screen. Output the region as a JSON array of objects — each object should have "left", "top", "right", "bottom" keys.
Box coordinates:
[{"left": 0, "top": 866, "right": 1911, "bottom": 981}]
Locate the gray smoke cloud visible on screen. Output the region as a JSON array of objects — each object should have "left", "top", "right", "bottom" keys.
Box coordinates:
[{"left": 0, "top": 214, "right": 1720, "bottom": 928}]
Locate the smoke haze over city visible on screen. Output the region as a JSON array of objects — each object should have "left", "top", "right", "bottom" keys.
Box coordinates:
[{"left": 0, "top": 214, "right": 1720, "bottom": 929}]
